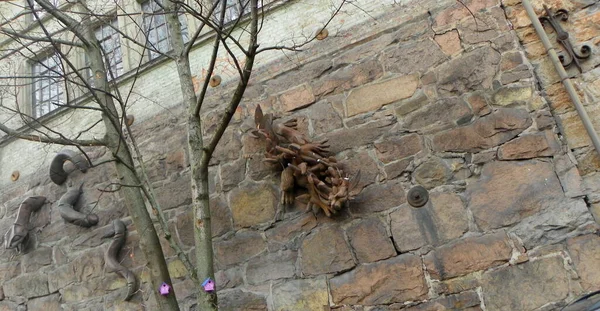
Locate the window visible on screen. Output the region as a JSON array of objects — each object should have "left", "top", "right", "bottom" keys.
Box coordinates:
[
  {"left": 31, "top": 54, "right": 63, "bottom": 118},
  {"left": 31, "top": 0, "right": 60, "bottom": 19},
  {"left": 214, "top": 0, "right": 262, "bottom": 24},
  {"left": 142, "top": 0, "right": 189, "bottom": 60},
  {"left": 94, "top": 18, "right": 124, "bottom": 79}
]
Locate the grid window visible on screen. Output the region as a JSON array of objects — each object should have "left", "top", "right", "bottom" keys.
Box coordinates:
[
  {"left": 214, "top": 0, "right": 262, "bottom": 24},
  {"left": 94, "top": 18, "right": 124, "bottom": 79},
  {"left": 142, "top": 0, "right": 189, "bottom": 60},
  {"left": 32, "top": 54, "right": 63, "bottom": 118}
]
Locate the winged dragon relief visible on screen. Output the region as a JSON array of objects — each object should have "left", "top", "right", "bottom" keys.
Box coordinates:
[{"left": 250, "top": 105, "right": 356, "bottom": 217}]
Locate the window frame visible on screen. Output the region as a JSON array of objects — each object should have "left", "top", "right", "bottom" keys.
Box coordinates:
[
  {"left": 141, "top": 0, "right": 189, "bottom": 61},
  {"left": 30, "top": 52, "right": 64, "bottom": 118},
  {"left": 93, "top": 17, "right": 125, "bottom": 80}
]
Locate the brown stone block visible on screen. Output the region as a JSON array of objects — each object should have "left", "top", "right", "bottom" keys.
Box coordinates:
[
  {"left": 27, "top": 294, "right": 60, "bottom": 311},
  {"left": 556, "top": 107, "right": 600, "bottom": 149},
  {"left": 323, "top": 117, "right": 394, "bottom": 154},
  {"left": 272, "top": 277, "right": 329, "bottom": 311},
  {"left": 391, "top": 192, "right": 468, "bottom": 253},
  {"left": 433, "top": 0, "right": 498, "bottom": 30},
  {"left": 403, "top": 291, "right": 481, "bottom": 310},
  {"left": 214, "top": 266, "right": 243, "bottom": 290},
  {"left": 435, "top": 30, "right": 462, "bottom": 55},
  {"left": 305, "top": 100, "right": 343, "bottom": 136},
  {"left": 154, "top": 174, "right": 192, "bottom": 210},
  {"left": 578, "top": 148, "right": 600, "bottom": 175},
  {"left": 468, "top": 160, "right": 563, "bottom": 230},
  {"left": 497, "top": 131, "right": 559, "bottom": 160},
  {"left": 279, "top": 84, "right": 316, "bottom": 112},
  {"left": 220, "top": 158, "right": 246, "bottom": 192},
  {"left": 3, "top": 273, "right": 49, "bottom": 299},
  {"left": 384, "top": 157, "right": 413, "bottom": 180},
  {"left": 229, "top": 182, "right": 276, "bottom": 229},
  {"left": 350, "top": 179, "right": 406, "bottom": 215},
  {"left": 384, "top": 39, "right": 446, "bottom": 75},
  {"left": 300, "top": 225, "right": 355, "bottom": 276},
  {"left": 266, "top": 213, "right": 317, "bottom": 251},
  {"left": 311, "top": 59, "right": 383, "bottom": 98},
  {"left": 572, "top": 10, "right": 600, "bottom": 42},
  {"left": 437, "top": 46, "right": 500, "bottom": 95},
  {"left": 246, "top": 250, "right": 297, "bottom": 285},
  {"left": 346, "top": 217, "right": 396, "bottom": 263},
  {"left": 492, "top": 85, "right": 533, "bottom": 107},
  {"left": 433, "top": 108, "right": 531, "bottom": 153},
  {"left": 567, "top": 234, "right": 600, "bottom": 291},
  {"left": 546, "top": 82, "right": 577, "bottom": 113},
  {"left": 466, "top": 92, "right": 492, "bottom": 116},
  {"left": 403, "top": 97, "right": 473, "bottom": 132},
  {"left": 424, "top": 231, "right": 512, "bottom": 280},
  {"left": 413, "top": 157, "right": 452, "bottom": 189},
  {"left": 439, "top": 274, "right": 481, "bottom": 295},
  {"left": 219, "top": 290, "right": 268, "bottom": 311},
  {"left": 265, "top": 58, "right": 333, "bottom": 95},
  {"left": 211, "top": 130, "right": 242, "bottom": 165},
  {"left": 346, "top": 74, "right": 419, "bottom": 117},
  {"left": 214, "top": 231, "right": 266, "bottom": 268},
  {"left": 481, "top": 256, "right": 569, "bottom": 310},
  {"left": 330, "top": 254, "right": 427, "bottom": 305},
  {"left": 375, "top": 133, "right": 422, "bottom": 164},
  {"left": 340, "top": 150, "right": 379, "bottom": 195}
]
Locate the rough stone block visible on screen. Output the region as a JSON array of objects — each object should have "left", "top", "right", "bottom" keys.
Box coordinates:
[
  {"left": 384, "top": 39, "right": 446, "bottom": 75},
  {"left": 341, "top": 150, "right": 379, "bottom": 194},
  {"left": 330, "top": 254, "right": 427, "bottom": 305},
  {"left": 350, "top": 179, "right": 406, "bottom": 215},
  {"left": 403, "top": 97, "right": 473, "bottom": 132},
  {"left": 391, "top": 192, "right": 468, "bottom": 252},
  {"left": 272, "top": 277, "right": 329, "bottom": 311},
  {"left": 154, "top": 174, "right": 192, "bottom": 210},
  {"left": 220, "top": 158, "right": 246, "bottom": 192},
  {"left": 375, "top": 133, "right": 422, "bottom": 164},
  {"left": 567, "top": 234, "right": 600, "bottom": 291},
  {"left": 413, "top": 157, "right": 452, "bottom": 189},
  {"left": 3, "top": 273, "right": 49, "bottom": 299},
  {"left": 311, "top": 59, "right": 383, "bottom": 98},
  {"left": 246, "top": 250, "right": 297, "bottom": 285},
  {"left": 433, "top": 108, "right": 531, "bottom": 152},
  {"left": 492, "top": 85, "right": 533, "bottom": 106},
  {"left": 424, "top": 231, "right": 512, "bottom": 280},
  {"left": 346, "top": 75, "right": 419, "bottom": 117},
  {"left": 481, "top": 256, "right": 569, "bottom": 310},
  {"left": 324, "top": 117, "right": 394, "bottom": 154},
  {"left": 219, "top": 290, "right": 268, "bottom": 311},
  {"left": 466, "top": 92, "right": 491, "bottom": 116},
  {"left": 229, "top": 182, "right": 276, "bottom": 229},
  {"left": 266, "top": 213, "right": 317, "bottom": 251},
  {"left": 22, "top": 246, "right": 53, "bottom": 273},
  {"left": 214, "top": 231, "right": 266, "bottom": 268},
  {"left": 300, "top": 225, "right": 355, "bottom": 275},
  {"left": 402, "top": 291, "right": 481, "bottom": 310},
  {"left": 384, "top": 157, "right": 413, "bottom": 180},
  {"left": 437, "top": 46, "right": 500, "bottom": 95},
  {"left": 27, "top": 293, "right": 60, "bottom": 311},
  {"left": 468, "top": 160, "right": 564, "bottom": 230},
  {"left": 305, "top": 100, "right": 343, "bottom": 136},
  {"left": 497, "top": 131, "right": 559, "bottom": 160},
  {"left": 395, "top": 90, "right": 429, "bottom": 117},
  {"left": 279, "top": 84, "right": 315, "bottom": 112},
  {"left": 434, "top": 30, "right": 462, "bottom": 55},
  {"left": 346, "top": 217, "right": 396, "bottom": 263},
  {"left": 214, "top": 266, "right": 243, "bottom": 290}
]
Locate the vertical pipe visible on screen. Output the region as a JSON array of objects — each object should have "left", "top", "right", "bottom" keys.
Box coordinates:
[{"left": 522, "top": 0, "right": 600, "bottom": 156}]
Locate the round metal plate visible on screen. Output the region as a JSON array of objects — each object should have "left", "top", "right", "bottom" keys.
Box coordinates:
[{"left": 407, "top": 186, "right": 429, "bottom": 208}]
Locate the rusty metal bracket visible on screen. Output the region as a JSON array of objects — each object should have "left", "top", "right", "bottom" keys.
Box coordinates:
[{"left": 539, "top": 5, "right": 591, "bottom": 72}]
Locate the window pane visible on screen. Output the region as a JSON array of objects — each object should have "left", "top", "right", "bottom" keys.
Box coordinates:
[
  {"left": 32, "top": 54, "right": 63, "bottom": 118},
  {"left": 93, "top": 18, "right": 123, "bottom": 80}
]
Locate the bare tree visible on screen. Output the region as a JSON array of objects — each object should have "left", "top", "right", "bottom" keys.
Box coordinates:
[{"left": 0, "top": 0, "right": 347, "bottom": 309}]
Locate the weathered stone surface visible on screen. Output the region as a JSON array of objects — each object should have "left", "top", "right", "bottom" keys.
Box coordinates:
[
  {"left": 265, "top": 58, "right": 333, "bottom": 94},
  {"left": 466, "top": 92, "right": 491, "bottom": 116},
  {"left": 391, "top": 192, "right": 468, "bottom": 252},
  {"left": 375, "top": 133, "right": 422, "bottom": 164},
  {"left": 497, "top": 132, "right": 558, "bottom": 160},
  {"left": 330, "top": 254, "right": 427, "bottom": 305},
  {"left": 279, "top": 84, "right": 315, "bottom": 112},
  {"left": 229, "top": 182, "right": 276, "bottom": 229},
  {"left": 154, "top": 174, "right": 192, "bottom": 210},
  {"left": 351, "top": 179, "right": 406, "bottom": 215},
  {"left": 384, "top": 39, "right": 446, "bottom": 75},
  {"left": 312, "top": 59, "right": 383, "bottom": 98},
  {"left": 437, "top": 46, "right": 500, "bottom": 94},
  {"left": 212, "top": 130, "right": 242, "bottom": 164},
  {"left": 424, "top": 231, "right": 512, "bottom": 280},
  {"left": 246, "top": 250, "right": 297, "bottom": 285},
  {"left": 0, "top": 262, "right": 21, "bottom": 284},
  {"left": 306, "top": 100, "right": 343, "bottom": 136},
  {"left": 220, "top": 158, "right": 246, "bottom": 192},
  {"left": 413, "top": 157, "right": 452, "bottom": 189},
  {"left": 26, "top": 293, "right": 60, "bottom": 311},
  {"left": 384, "top": 157, "right": 413, "bottom": 180},
  {"left": 557, "top": 107, "right": 600, "bottom": 149},
  {"left": 22, "top": 246, "right": 52, "bottom": 273},
  {"left": 509, "top": 198, "right": 595, "bottom": 249},
  {"left": 266, "top": 213, "right": 317, "bottom": 251},
  {"left": 501, "top": 65, "right": 532, "bottom": 84},
  {"left": 395, "top": 90, "right": 429, "bottom": 117},
  {"left": 0, "top": 301, "right": 23, "bottom": 311},
  {"left": 468, "top": 160, "right": 563, "bottom": 230},
  {"left": 3, "top": 273, "right": 49, "bottom": 299},
  {"left": 439, "top": 274, "right": 481, "bottom": 295},
  {"left": 346, "top": 75, "right": 419, "bottom": 117},
  {"left": 347, "top": 217, "right": 396, "bottom": 263},
  {"left": 341, "top": 150, "right": 379, "bottom": 194},
  {"left": 214, "top": 231, "right": 266, "bottom": 268},
  {"left": 493, "top": 86, "right": 533, "bottom": 106},
  {"left": 567, "top": 234, "right": 600, "bottom": 291},
  {"left": 272, "top": 277, "right": 329, "bottom": 311},
  {"left": 534, "top": 110, "right": 555, "bottom": 130},
  {"left": 481, "top": 257, "right": 569, "bottom": 310},
  {"left": 324, "top": 117, "right": 394, "bottom": 153},
  {"left": 433, "top": 108, "right": 531, "bottom": 152},
  {"left": 403, "top": 97, "right": 473, "bottom": 132},
  {"left": 300, "top": 225, "right": 355, "bottom": 275},
  {"left": 402, "top": 291, "right": 481, "bottom": 311},
  {"left": 219, "top": 290, "right": 268, "bottom": 311},
  {"left": 435, "top": 30, "right": 462, "bottom": 55},
  {"left": 215, "top": 266, "right": 244, "bottom": 290}
]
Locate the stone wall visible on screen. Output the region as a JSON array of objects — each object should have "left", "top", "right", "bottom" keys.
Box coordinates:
[{"left": 1, "top": 0, "right": 600, "bottom": 310}]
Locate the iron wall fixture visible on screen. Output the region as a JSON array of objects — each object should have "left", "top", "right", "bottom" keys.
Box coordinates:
[
  {"left": 407, "top": 186, "right": 429, "bottom": 208},
  {"left": 539, "top": 5, "right": 591, "bottom": 72},
  {"left": 4, "top": 196, "right": 46, "bottom": 252}
]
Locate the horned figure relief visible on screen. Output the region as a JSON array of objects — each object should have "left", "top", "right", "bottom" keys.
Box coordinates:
[
  {"left": 4, "top": 196, "right": 47, "bottom": 252},
  {"left": 250, "top": 105, "right": 355, "bottom": 216},
  {"left": 58, "top": 183, "right": 99, "bottom": 227},
  {"left": 103, "top": 219, "right": 138, "bottom": 301}
]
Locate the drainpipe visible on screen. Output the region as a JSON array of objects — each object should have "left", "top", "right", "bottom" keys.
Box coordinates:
[{"left": 522, "top": 0, "right": 600, "bottom": 157}]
